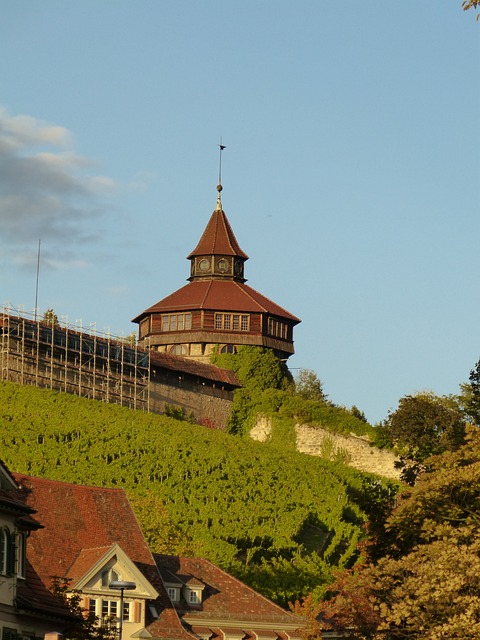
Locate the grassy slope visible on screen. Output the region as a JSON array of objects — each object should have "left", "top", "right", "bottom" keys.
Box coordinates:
[{"left": 0, "top": 380, "right": 383, "bottom": 605}]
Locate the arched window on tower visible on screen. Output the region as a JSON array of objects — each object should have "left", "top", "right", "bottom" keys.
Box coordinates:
[
  {"left": 169, "top": 345, "right": 187, "bottom": 356},
  {"left": 220, "top": 345, "right": 237, "bottom": 354}
]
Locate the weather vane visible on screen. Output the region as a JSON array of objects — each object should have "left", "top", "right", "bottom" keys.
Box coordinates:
[
  {"left": 218, "top": 138, "right": 226, "bottom": 186},
  {"left": 216, "top": 139, "right": 226, "bottom": 210}
]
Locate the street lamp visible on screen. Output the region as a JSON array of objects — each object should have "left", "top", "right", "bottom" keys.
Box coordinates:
[{"left": 109, "top": 580, "right": 136, "bottom": 640}]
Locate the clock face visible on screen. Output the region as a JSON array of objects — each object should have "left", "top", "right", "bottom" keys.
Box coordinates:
[
  {"left": 234, "top": 259, "right": 243, "bottom": 276},
  {"left": 217, "top": 258, "right": 229, "bottom": 273},
  {"left": 198, "top": 258, "right": 210, "bottom": 272}
]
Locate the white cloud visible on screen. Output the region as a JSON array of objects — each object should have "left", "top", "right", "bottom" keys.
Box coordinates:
[
  {"left": 0, "top": 105, "right": 71, "bottom": 149},
  {"left": 0, "top": 105, "right": 116, "bottom": 265}
]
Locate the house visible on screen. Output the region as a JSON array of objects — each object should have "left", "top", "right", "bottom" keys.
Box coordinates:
[
  {"left": 155, "top": 555, "right": 304, "bottom": 640},
  {"left": 133, "top": 183, "right": 300, "bottom": 363},
  {"left": 12, "top": 473, "right": 194, "bottom": 640},
  {"left": 0, "top": 461, "right": 75, "bottom": 640}
]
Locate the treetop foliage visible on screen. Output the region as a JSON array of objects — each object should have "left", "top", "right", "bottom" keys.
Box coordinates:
[
  {"left": 294, "top": 370, "right": 328, "bottom": 403},
  {"left": 212, "top": 347, "right": 374, "bottom": 439},
  {"left": 376, "top": 391, "right": 466, "bottom": 483},
  {"left": 296, "top": 425, "right": 480, "bottom": 639},
  {"left": 463, "top": 0, "right": 480, "bottom": 19}
]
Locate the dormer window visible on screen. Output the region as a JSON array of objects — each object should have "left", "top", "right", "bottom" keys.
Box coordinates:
[
  {"left": 188, "top": 589, "right": 201, "bottom": 604},
  {"left": 167, "top": 587, "right": 179, "bottom": 602}
]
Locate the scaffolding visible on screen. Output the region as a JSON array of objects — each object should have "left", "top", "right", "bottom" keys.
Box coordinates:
[{"left": 0, "top": 306, "right": 150, "bottom": 411}]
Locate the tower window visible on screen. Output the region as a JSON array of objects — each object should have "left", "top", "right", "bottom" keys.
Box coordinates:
[
  {"left": 268, "top": 318, "right": 288, "bottom": 339},
  {"left": 161, "top": 313, "right": 192, "bottom": 332},
  {"left": 215, "top": 314, "right": 249, "bottom": 332},
  {"left": 169, "top": 345, "right": 187, "bottom": 356},
  {"left": 220, "top": 345, "right": 237, "bottom": 354}
]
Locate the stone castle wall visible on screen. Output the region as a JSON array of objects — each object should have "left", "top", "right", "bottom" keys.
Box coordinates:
[{"left": 250, "top": 416, "right": 401, "bottom": 480}]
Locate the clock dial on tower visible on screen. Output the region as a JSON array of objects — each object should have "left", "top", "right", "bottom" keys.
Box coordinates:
[{"left": 198, "top": 258, "right": 210, "bottom": 272}]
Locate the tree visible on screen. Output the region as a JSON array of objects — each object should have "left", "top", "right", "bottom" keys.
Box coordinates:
[
  {"left": 294, "top": 369, "right": 327, "bottom": 403},
  {"left": 51, "top": 577, "right": 117, "bottom": 640},
  {"left": 378, "top": 392, "right": 466, "bottom": 483},
  {"left": 212, "top": 346, "right": 291, "bottom": 392},
  {"left": 42, "top": 308, "right": 60, "bottom": 327},
  {"left": 463, "top": 0, "right": 480, "bottom": 19},
  {"left": 298, "top": 426, "right": 480, "bottom": 639},
  {"left": 462, "top": 357, "right": 480, "bottom": 426}
]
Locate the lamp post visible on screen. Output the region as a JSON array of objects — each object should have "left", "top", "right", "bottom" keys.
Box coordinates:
[{"left": 109, "top": 580, "right": 136, "bottom": 640}]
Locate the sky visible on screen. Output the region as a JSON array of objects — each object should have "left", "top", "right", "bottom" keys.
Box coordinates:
[{"left": 0, "top": 1, "right": 479, "bottom": 424}]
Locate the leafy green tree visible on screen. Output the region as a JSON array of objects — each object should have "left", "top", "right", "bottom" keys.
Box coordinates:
[
  {"left": 42, "top": 308, "right": 60, "bottom": 327},
  {"left": 212, "top": 346, "right": 291, "bottom": 392},
  {"left": 294, "top": 369, "right": 327, "bottom": 403},
  {"left": 51, "top": 577, "right": 117, "bottom": 640},
  {"left": 211, "top": 346, "right": 292, "bottom": 435},
  {"left": 463, "top": 357, "right": 480, "bottom": 426},
  {"left": 350, "top": 406, "right": 367, "bottom": 423},
  {"left": 378, "top": 392, "right": 466, "bottom": 483}
]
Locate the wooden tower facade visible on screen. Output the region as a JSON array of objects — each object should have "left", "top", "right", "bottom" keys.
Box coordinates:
[{"left": 133, "top": 184, "right": 300, "bottom": 363}]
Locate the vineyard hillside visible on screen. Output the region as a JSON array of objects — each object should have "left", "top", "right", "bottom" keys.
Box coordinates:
[{"left": 0, "top": 380, "right": 394, "bottom": 606}]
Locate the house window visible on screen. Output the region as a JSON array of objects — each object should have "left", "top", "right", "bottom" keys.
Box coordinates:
[
  {"left": 101, "top": 600, "right": 122, "bottom": 626},
  {"left": 215, "top": 314, "right": 250, "bottom": 332},
  {"left": 188, "top": 590, "right": 200, "bottom": 604},
  {"left": 0, "top": 528, "right": 14, "bottom": 576},
  {"left": 161, "top": 313, "right": 192, "bottom": 332},
  {"left": 167, "top": 587, "right": 179, "bottom": 602},
  {"left": 16, "top": 532, "right": 26, "bottom": 579}
]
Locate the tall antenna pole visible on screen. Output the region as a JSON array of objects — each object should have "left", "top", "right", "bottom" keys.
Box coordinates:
[{"left": 34, "top": 239, "right": 41, "bottom": 321}]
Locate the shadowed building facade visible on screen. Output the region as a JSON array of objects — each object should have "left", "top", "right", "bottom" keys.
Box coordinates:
[{"left": 133, "top": 185, "right": 300, "bottom": 363}]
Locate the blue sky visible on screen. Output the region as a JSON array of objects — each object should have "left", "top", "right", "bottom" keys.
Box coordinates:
[{"left": 1, "top": 1, "right": 478, "bottom": 424}]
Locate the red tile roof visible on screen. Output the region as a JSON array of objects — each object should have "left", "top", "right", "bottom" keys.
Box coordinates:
[
  {"left": 154, "top": 555, "right": 304, "bottom": 630},
  {"left": 149, "top": 350, "right": 241, "bottom": 387},
  {"left": 67, "top": 546, "right": 112, "bottom": 582},
  {"left": 134, "top": 281, "right": 300, "bottom": 324},
  {"left": 187, "top": 210, "right": 248, "bottom": 260},
  {"left": 12, "top": 474, "right": 194, "bottom": 640}
]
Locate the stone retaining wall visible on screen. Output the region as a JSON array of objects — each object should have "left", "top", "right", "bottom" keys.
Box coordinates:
[{"left": 250, "top": 416, "right": 401, "bottom": 480}]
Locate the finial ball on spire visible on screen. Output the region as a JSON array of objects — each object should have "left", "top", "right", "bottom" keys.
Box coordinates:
[{"left": 217, "top": 184, "right": 223, "bottom": 192}]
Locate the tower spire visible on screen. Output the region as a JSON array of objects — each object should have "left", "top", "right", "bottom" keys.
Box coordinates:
[{"left": 216, "top": 139, "right": 226, "bottom": 211}]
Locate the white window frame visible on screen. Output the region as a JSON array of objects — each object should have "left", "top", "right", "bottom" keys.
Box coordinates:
[
  {"left": 167, "top": 587, "right": 179, "bottom": 602},
  {"left": 188, "top": 589, "right": 201, "bottom": 604},
  {"left": 214, "top": 314, "right": 250, "bottom": 332}
]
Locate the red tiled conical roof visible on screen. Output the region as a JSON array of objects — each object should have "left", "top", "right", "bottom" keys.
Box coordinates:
[{"left": 187, "top": 209, "right": 248, "bottom": 260}]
